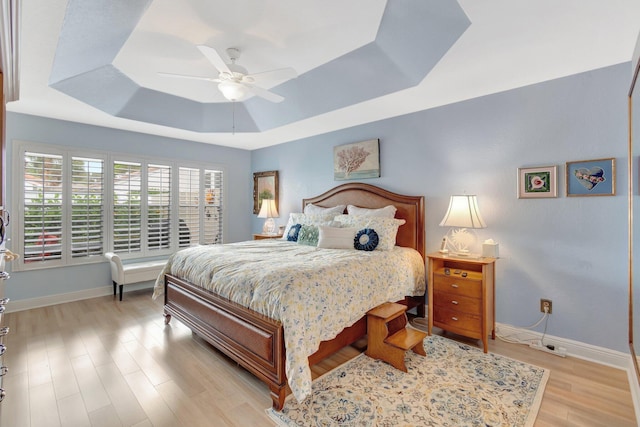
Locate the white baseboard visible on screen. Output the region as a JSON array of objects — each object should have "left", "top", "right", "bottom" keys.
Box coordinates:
[
  {"left": 496, "top": 323, "right": 630, "bottom": 370},
  {"left": 4, "top": 282, "right": 154, "bottom": 313},
  {"left": 627, "top": 365, "right": 640, "bottom": 426}
]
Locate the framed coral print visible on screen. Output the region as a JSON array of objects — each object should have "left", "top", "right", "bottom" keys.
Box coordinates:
[
  {"left": 253, "top": 170, "right": 279, "bottom": 214},
  {"left": 334, "top": 139, "right": 380, "bottom": 180},
  {"left": 517, "top": 165, "right": 558, "bottom": 198},
  {"left": 566, "top": 158, "right": 615, "bottom": 197}
]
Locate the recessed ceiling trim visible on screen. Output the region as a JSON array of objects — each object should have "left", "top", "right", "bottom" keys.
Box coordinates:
[{"left": 48, "top": 0, "right": 470, "bottom": 133}]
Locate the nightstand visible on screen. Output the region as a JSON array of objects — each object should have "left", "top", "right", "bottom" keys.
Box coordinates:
[
  {"left": 253, "top": 233, "right": 283, "bottom": 240},
  {"left": 427, "top": 252, "right": 496, "bottom": 352}
]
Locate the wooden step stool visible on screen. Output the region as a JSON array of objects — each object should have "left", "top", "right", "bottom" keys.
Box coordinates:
[{"left": 366, "top": 302, "right": 427, "bottom": 372}]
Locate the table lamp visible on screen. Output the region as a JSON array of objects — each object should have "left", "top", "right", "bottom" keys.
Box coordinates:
[
  {"left": 258, "top": 199, "right": 279, "bottom": 235},
  {"left": 439, "top": 195, "right": 486, "bottom": 256}
]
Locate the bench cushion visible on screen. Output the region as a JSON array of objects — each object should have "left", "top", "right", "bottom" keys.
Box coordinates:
[
  {"left": 121, "top": 260, "right": 167, "bottom": 284},
  {"left": 105, "top": 252, "right": 167, "bottom": 285}
]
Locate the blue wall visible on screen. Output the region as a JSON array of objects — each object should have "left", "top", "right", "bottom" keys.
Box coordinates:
[
  {"left": 252, "top": 63, "right": 630, "bottom": 352},
  {"left": 3, "top": 113, "right": 252, "bottom": 301},
  {"left": 2, "top": 62, "right": 631, "bottom": 353}
]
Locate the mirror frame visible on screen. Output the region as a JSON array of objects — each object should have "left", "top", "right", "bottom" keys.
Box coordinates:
[
  {"left": 253, "top": 170, "right": 279, "bottom": 215},
  {"left": 629, "top": 54, "right": 640, "bottom": 383}
]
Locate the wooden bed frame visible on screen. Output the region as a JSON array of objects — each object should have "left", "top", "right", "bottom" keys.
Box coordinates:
[{"left": 162, "top": 182, "right": 425, "bottom": 410}]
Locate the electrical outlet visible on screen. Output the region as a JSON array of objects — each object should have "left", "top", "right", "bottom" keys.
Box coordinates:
[{"left": 540, "top": 298, "right": 552, "bottom": 314}]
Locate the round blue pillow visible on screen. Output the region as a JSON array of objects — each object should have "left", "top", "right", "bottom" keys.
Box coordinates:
[
  {"left": 354, "top": 228, "right": 379, "bottom": 251},
  {"left": 287, "top": 224, "right": 302, "bottom": 241}
]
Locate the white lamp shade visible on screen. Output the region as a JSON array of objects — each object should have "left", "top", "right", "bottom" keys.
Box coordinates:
[
  {"left": 439, "top": 195, "right": 486, "bottom": 229},
  {"left": 218, "top": 80, "right": 249, "bottom": 101},
  {"left": 258, "top": 199, "right": 279, "bottom": 218}
]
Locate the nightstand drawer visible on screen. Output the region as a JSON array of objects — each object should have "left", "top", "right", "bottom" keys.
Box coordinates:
[
  {"left": 433, "top": 307, "right": 481, "bottom": 336},
  {"left": 433, "top": 275, "right": 482, "bottom": 299},
  {"left": 433, "top": 292, "right": 481, "bottom": 314}
]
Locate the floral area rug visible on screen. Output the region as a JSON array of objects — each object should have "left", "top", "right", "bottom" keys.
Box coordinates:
[{"left": 267, "top": 335, "right": 549, "bottom": 426}]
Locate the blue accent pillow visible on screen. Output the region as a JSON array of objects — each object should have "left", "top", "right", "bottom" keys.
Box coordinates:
[
  {"left": 287, "top": 224, "right": 302, "bottom": 241},
  {"left": 354, "top": 228, "right": 379, "bottom": 251}
]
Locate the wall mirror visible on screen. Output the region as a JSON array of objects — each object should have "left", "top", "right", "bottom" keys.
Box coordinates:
[{"left": 629, "top": 53, "right": 640, "bottom": 384}]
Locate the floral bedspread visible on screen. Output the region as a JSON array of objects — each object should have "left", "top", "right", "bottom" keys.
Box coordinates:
[{"left": 153, "top": 240, "right": 425, "bottom": 402}]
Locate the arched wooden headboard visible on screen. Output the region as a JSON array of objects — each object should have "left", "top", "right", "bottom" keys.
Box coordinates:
[{"left": 303, "top": 183, "right": 425, "bottom": 260}]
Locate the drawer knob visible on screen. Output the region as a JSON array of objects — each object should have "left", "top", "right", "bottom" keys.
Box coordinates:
[
  {"left": 0, "top": 326, "right": 8, "bottom": 337},
  {"left": 451, "top": 317, "right": 458, "bottom": 321},
  {"left": 451, "top": 300, "right": 459, "bottom": 305},
  {"left": 451, "top": 284, "right": 458, "bottom": 288},
  {"left": 0, "top": 366, "right": 7, "bottom": 376},
  {"left": 0, "top": 297, "right": 9, "bottom": 305},
  {"left": 0, "top": 306, "right": 5, "bottom": 314},
  {"left": 0, "top": 344, "right": 5, "bottom": 356},
  {"left": 0, "top": 388, "right": 5, "bottom": 402},
  {"left": 0, "top": 271, "right": 9, "bottom": 280}
]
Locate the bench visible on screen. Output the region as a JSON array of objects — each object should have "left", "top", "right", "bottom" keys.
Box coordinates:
[{"left": 104, "top": 252, "right": 167, "bottom": 301}]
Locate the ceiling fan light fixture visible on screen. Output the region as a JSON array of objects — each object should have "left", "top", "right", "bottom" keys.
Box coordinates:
[{"left": 218, "top": 80, "right": 248, "bottom": 102}]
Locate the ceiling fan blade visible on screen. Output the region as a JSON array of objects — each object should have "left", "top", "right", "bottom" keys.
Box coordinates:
[
  {"left": 246, "top": 85, "right": 285, "bottom": 103},
  {"left": 158, "top": 72, "right": 215, "bottom": 82},
  {"left": 197, "top": 45, "right": 232, "bottom": 75},
  {"left": 244, "top": 67, "right": 297, "bottom": 84}
]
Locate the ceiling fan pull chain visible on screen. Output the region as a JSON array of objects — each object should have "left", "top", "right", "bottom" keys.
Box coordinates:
[{"left": 232, "top": 101, "right": 236, "bottom": 135}]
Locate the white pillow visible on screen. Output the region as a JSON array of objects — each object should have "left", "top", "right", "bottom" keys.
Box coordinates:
[
  {"left": 282, "top": 212, "right": 337, "bottom": 241},
  {"left": 317, "top": 226, "right": 357, "bottom": 249},
  {"left": 333, "top": 215, "right": 406, "bottom": 250},
  {"left": 304, "top": 203, "right": 346, "bottom": 215},
  {"left": 346, "top": 204, "right": 397, "bottom": 218}
]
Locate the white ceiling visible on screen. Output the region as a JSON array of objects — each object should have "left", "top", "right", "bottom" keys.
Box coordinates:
[{"left": 6, "top": 0, "right": 640, "bottom": 150}]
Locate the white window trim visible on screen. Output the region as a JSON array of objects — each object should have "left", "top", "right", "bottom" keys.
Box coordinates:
[{"left": 12, "top": 140, "right": 227, "bottom": 271}]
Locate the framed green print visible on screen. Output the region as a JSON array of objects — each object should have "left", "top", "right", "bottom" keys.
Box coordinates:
[{"left": 517, "top": 165, "right": 558, "bottom": 199}]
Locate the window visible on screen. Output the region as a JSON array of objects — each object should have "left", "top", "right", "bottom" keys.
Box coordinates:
[
  {"left": 147, "top": 164, "right": 172, "bottom": 250},
  {"left": 178, "top": 167, "right": 223, "bottom": 246},
  {"left": 23, "top": 152, "right": 64, "bottom": 263},
  {"left": 71, "top": 156, "right": 104, "bottom": 258},
  {"left": 15, "top": 142, "right": 225, "bottom": 270},
  {"left": 113, "top": 161, "right": 142, "bottom": 254}
]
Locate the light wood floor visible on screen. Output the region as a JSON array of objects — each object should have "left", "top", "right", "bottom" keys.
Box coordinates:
[{"left": 0, "top": 289, "right": 637, "bottom": 426}]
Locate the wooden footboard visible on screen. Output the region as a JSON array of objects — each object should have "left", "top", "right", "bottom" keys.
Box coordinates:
[
  {"left": 163, "top": 273, "right": 423, "bottom": 410},
  {"left": 163, "top": 274, "right": 289, "bottom": 409}
]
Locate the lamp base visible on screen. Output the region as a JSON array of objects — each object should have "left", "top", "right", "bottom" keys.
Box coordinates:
[{"left": 262, "top": 218, "right": 276, "bottom": 234}]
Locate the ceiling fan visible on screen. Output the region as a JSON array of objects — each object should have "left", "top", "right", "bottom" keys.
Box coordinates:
[{"left": 159, "top": 45, "right": 296, "bottom": 103}]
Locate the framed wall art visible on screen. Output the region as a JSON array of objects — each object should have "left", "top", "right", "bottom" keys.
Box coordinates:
[
  {"left": 517, "top": 165, "right": 558, "bottom": 199},
  {"left": 253, "top": 170, "right": 279, "bottom": 214},
  {"left": 565, "top": 158, "right": 615, "bottom": 197},
  {"left": 333, "top": 139, "right": 380, "bottom": 181}
]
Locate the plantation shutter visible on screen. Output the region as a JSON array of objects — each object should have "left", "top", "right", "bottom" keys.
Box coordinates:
[
  {"left": 71, "top": 157, "right": 104, "bottom": 258},
  {"left": 147, "top": 164, "right": 171, "bottom": 251},
  {"left": 23, "top": 152, "right": 63, "bottom": 263},
  {"left": 178, "top": 167, "right": 200, "bottom": 246},
  {"left": 113, "top": 161, "right": 142, "bottom": 254},
  {"left": 203, "top": 169, "right": 223, "bottom": 245}
]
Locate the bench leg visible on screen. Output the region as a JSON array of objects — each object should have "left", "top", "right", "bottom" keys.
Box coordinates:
[
  {"left": 119, "top": 284, "right": 124, "bottom": 301},
  {"left": 112, "top": 281, "right": 117, "bottom": 297}
]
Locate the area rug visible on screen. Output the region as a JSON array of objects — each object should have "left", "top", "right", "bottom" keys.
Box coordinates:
[{"left": 267, "top": 335, "right": 549, "bottom": 427}]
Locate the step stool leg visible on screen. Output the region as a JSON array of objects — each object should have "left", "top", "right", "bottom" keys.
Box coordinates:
[
  {"left": 387, "top": 348, "right": 407, "bottom": 373},
  {"left": 412, "top": 342, "right": 426, "bottom": 357}
]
